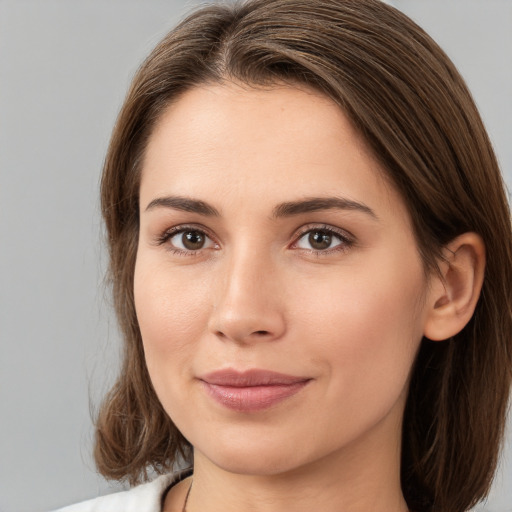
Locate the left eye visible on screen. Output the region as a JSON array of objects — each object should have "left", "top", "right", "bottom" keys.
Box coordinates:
[{"left": 295, "top": 229, "right": 345, "bottom": 251}]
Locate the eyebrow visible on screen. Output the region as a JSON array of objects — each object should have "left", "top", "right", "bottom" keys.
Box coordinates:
[
  {"left": 144, "top": 195, "right": 377, "bottom": 220},
  {"left": 145, "top": 196, "right": 220, "bottom": 216},
  {"left": 272, "top": 196, "right": 378, "bottom": 219}
]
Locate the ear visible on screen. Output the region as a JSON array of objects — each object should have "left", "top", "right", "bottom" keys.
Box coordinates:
[{"left": 423, "top": 232, "right": 486, "bottom": 341}]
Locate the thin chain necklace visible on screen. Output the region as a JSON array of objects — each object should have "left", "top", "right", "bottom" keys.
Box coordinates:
[{"left": 182, "top": 479, "right": 193, "bottom": 512}]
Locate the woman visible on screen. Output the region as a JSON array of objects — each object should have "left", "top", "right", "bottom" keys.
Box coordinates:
[{"left": 56, "top": 0, "right": 512, "bottom": 511}]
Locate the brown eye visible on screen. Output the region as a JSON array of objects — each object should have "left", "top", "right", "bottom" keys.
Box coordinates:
[
  {"left": 182, "top": 231, "right": 205, "bottom": 250},
  {"left": 167, "top": 229, "right": 215, "bottom": 252},
  {"left": 295, "top": 227, "right": 346, "bottom": 252},
  {"left": 308, "top": 231, "right": 332, "bottom": 250}
]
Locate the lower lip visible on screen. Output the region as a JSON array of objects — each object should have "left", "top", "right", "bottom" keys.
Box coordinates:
[{"left": 201, "top": 381, "right": 310, "bottom": 412}]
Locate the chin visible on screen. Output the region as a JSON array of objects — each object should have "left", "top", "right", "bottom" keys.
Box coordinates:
[
  {"left": 202, "top": 448, "right": 305, "bottom": 476},
  {"left": 191, "top": 427, "right": 333, "bottom": 478}
]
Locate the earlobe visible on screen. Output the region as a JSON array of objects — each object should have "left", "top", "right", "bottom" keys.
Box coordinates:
[{"left": 423, "top": 232, "right": 486, "bottom": 342}]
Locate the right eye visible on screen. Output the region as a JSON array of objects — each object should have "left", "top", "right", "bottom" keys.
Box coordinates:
[{"left": 160, "top": 227, "right": 216, "bottom": 254}]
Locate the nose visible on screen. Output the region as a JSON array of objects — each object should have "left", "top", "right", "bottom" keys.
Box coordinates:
[{"left": 208, "top": 248, "right": 286, "bottom": 344}]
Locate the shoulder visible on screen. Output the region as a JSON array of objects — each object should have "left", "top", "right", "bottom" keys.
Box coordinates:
[{"left": 51, "top": 471, "right": 191, "bottom": 512}]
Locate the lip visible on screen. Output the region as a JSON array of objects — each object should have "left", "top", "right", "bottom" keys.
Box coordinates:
[{"left": 198, "top": 369, "right": 311, "bottom": 412}]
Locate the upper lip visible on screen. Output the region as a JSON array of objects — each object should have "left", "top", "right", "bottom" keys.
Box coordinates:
[{"left": 199, "top": 369, "right": 310, "bottom": 387}]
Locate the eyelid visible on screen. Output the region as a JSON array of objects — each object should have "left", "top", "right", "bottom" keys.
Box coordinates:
[
  {"left": 290, "top": 223, "right": 355, "bottom": 253},
  {"left": 154, "top": 223, "right": 219, "bottom": 251},
  {"left": 153, "top": 222, "right": 355, "bottom": 256}
]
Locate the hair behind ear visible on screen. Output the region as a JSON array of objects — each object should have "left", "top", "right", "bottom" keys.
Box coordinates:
[{"left": 402, "top": 230, "right": 510, "bottom": 512}]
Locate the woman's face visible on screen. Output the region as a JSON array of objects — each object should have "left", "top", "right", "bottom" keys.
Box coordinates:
[{"left": 135, "top": 83, "right": 432, "bottom": 476}]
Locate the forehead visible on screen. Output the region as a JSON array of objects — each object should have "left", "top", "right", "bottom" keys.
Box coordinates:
[{"left": 140, "top": 82, "right": 404, "bottom": 220}]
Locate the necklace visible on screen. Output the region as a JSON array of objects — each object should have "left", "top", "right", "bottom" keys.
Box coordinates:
[{"left": 182, "top": 478, "right": 193, "bottom": 512}]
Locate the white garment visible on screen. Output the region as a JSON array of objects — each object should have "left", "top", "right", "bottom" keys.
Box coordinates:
[{"left": 52, "top": 472, "right": 183, "bottom": 512}]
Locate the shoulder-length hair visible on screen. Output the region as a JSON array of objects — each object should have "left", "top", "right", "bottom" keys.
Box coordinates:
[{"left": 94, "top": 1, "right": 512, "bottom": 511}]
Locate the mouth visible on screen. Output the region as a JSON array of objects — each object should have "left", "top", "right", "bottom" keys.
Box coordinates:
[{"left": 198, "top": 369, "right": 311, "bottom": 412}]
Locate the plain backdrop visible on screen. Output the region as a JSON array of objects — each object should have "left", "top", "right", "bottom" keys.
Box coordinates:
[{"left": 0, "top": 1, "right": 511, "bottom": 511}]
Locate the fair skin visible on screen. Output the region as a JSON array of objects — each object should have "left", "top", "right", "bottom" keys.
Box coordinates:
[{"left": 134, "top": 83, "right": 485, "bottom": 512}]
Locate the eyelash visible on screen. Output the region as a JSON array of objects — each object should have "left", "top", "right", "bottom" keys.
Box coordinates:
[
  {"left": 291, "top": 224, "right": 355, "bottom": 256},
  {"left": 155, "top": 224, "right": 217, "bottom": 257},
  {"left": 155, "top": 224, "right": 355, "bottom": 257}
]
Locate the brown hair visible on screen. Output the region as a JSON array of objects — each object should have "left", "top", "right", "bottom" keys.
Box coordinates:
[{"left": 94, "top": 1, "right": 512, "bottom": 510}]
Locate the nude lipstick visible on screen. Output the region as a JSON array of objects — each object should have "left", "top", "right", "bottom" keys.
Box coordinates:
[{"left": 199, "top": 369, "right": 311, "bottom": 412}]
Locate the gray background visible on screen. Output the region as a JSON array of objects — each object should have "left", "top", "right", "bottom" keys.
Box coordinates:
[{"left": 0, "top": 1, "right": 510, "bottom": 511}]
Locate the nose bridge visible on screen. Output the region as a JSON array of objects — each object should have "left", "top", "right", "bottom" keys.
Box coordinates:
[{"left": 209, "top": 241, "right": 285, "bottom": 343}]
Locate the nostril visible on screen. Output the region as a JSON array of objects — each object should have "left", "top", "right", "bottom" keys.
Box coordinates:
[{"left": 214, "top": 329, "right": 269, "bottom": 340}]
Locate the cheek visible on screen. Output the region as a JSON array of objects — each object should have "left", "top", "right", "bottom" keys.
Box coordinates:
[
  {"left": 134, "top": 256, "right": 211, "bottom": 374},
  {"left": 291, "top": 255, "right": 426, "bottom": 392},
  {"left": 285, "top": 265, "right": 425, "bottom": 445}
]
